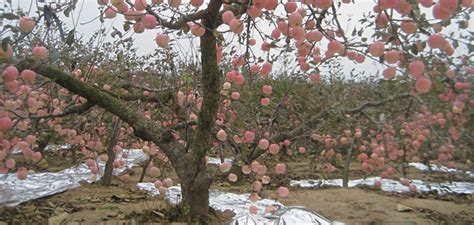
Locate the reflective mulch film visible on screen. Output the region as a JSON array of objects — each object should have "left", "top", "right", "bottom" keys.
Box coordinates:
[
  {"left": 0, "top": 149, "right": 148, "bottom": 207},
  {"left": 136, "top": 183, "right": 332, "bottom": 225}
]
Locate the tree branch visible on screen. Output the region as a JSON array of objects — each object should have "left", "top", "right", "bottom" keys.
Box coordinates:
[
  {"left": 30, "top": 101, "right": 94, "bottom": 120},
  {"left": 341, "top": 92, "right": 411, "bottom": 113},
  {"left": 17, "top": 59, "right": 185, "bottom": 162},
  {"left": 119, "top": 83, "right": 178, "bottom": 93},
  {"left": 142, "top": 1, "right": 210, "bottom": 30},
  {"left": 247, "top": 92, "right": 412, "bottom": 162}
]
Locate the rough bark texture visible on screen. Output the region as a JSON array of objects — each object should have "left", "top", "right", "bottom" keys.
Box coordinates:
[
  {"left": 101, "top": 119, "right": 121, "bottom": 186},
  {"left": 102, "top": 149, "right": 116, "bottom": 186},
  {"left": 175, "top": 0, "right": 222, "bottom": 222}
]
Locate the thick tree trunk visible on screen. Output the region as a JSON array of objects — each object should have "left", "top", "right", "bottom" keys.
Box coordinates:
[
  {"left": 179, "top": 161, "right": 212, "bottom": 223},
  {"left": 174, "top": 0, "right": 222, "bottom": 222},
  {"left": 101, "top": 145, "right": 116, "bottom": 186},
  {"left": 172, "top": 153, "right": 212, "bottom": 223},
  {"left": 181, "top": 174, "right": 211, "bottom": 222}
]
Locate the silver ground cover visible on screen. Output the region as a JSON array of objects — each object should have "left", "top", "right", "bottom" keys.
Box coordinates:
[
  {"left": 290, "top": 177, "right": 474, "bottom": 194},
  {"left": 0, "top": 149, "right": 148, "bottom": 207},
  {"left": 409, "top": 162, "right": 473, "bottom": 178},
  {"left": 136, "top": 183, "right": 332, "bottom": 225}
]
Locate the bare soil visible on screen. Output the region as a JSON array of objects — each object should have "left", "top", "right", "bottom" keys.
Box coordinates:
[
  {"left": 276, "top": 188, "right": 473, "bottom": 225},
  {"left": 1, "top": 152, "right": 473, "bottom": 225}
]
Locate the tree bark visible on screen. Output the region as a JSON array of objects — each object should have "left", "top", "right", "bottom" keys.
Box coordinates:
[
  {"left": 101, "top": 118, "right": 121, "bottom": 186},
  {"left": 342, "top": 139, "right": 354, "bottom": 188},
  {"left": 139, "top": 157, "right": 152, "bottom": 183},
  {"left": 181, "top": 171, "right": 211, "bottom": 223},
  {"left": 174, "top": 154, "right": 212, "bottom": 223},
  {"left": 172, "top": 0, "right": 222, "bottom": 222}
]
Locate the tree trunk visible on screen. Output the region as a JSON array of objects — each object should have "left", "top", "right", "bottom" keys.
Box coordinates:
[
  {"left": 139, "top": 157, "right": 152, "bottom": 182},
  {"left": 174, "top": 0, "right": 222, "bottom": 221},
  {"left": 179, "top": 162, "right": 212, "bottom": 223},
  {"left": 71, "top": 146, "right": 76, "bottom": 163},
  {"left": 402, "top": 145, "right": 408, "bottom": 177},
  {"left": 101, "top": 118, "right": 121, "bottom": 186},
  {"left": 101, "top": 145, "right": 116, "bottom": 186},
  {"left": 37, "top": 133, "right": 51, "bottom": 155},
  {"left": 342, "top": 141, "right": 354, "bottom": 188},
  {"left": 171, "top": 152, "right": 212, "bottom": 223}
]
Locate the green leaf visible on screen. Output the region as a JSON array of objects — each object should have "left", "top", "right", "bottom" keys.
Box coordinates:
[
  {"left": 123, "top": 22, "right": 130, "bottom": 32},
  {"left": 64, "top": 8, "right": 71, "bottom": 17},
  {"left": 66, "top": 30, "right": 75, "bottom": 46},
  {"left": 1, "top": 13, "right": 19, "bottom": 20},
  {"left": 467, "top": 44, "right": 474, "bottom": 53},
  {"left": 3, "top": 24, "right": 19, "bottom": 33},
  {"left": 410, "top": 44, "right": 418, "bottom": 55},
  {"left": 2, "top": 37, "right": 10, "bottom": 52},
  {"left": 111, "top": 27, "right": 122, "bottom": 38},
  {"left": 452, "top": 39, "right": 459, "bottom": 49}
]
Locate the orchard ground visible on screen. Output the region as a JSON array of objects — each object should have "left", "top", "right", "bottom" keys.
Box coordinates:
[{"left": 0, "top": 149, "right": 473, "bottom": 225}]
